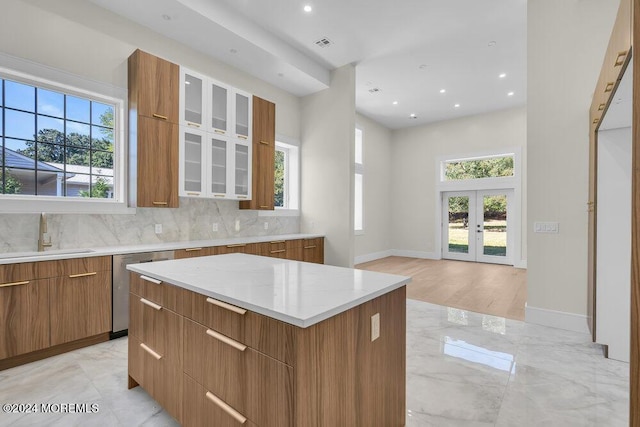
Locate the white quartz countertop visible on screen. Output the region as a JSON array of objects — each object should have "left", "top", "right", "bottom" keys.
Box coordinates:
[
  {"left": 127, "top": 253, "right": 410, "bottom": 328},
  {"left": 0, "top": 233, "right": 324, "bottom": 265}
]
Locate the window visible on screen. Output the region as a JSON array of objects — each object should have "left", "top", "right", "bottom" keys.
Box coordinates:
[
  {"left": 354, "top": 127, "right": 363, "bottom": 233},
  {"left": 443, "top": 154, "right": 514, "bottom": 181},
  {"left": 274, "top": 140, "right": 299, "bottom": 211},
  {"left": 1, "top": 74, "right": 117, "bottom": 200}
]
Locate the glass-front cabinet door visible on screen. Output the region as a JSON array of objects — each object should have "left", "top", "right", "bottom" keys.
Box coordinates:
[
  {"left": 179, "top": 128, "right": 206, "bottom": 197},
  {"left": 180, "top": 69, "right": 206, "bottom": 129},
  {"left": 210, "top": 80, "right": 229, "bottom": 136},
  {"left": 234, "top": 90, "right": 251, "bottom": 141},
  {"left": 233, "top": 140, "right": 251, "bottom": 199},
  {"left": 209, "top": 136, "right": 228, "bottom": 197}
]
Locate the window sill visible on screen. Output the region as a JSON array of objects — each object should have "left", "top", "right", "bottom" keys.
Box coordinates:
[
  {"left": 258, "top": 208, "right": 300, "bottom": 217},
  {"left": 0, "top": 197, "right": 136, "bottom": 214}
]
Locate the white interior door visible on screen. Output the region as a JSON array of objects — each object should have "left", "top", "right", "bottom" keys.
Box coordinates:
[{"left": 443, "top": 189, "right": 513, "bottom": 265}]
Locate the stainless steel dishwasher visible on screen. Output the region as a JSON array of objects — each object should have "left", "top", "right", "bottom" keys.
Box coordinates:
[{"left": 111, "top": 251, "right": 174, "bottom": 338}]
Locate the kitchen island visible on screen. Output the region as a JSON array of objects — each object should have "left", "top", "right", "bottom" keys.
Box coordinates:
[{"left": 127, "top": 253, "right": 410, "bottom": 427}]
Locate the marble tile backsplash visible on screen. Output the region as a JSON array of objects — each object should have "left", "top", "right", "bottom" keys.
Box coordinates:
[{"left": 0, "top": 198, "right": 299, "bottom": 253}]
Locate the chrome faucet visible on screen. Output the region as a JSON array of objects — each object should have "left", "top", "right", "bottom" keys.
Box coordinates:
[{"left": 38, "top": 212, "right": 53, "bottom": 252}]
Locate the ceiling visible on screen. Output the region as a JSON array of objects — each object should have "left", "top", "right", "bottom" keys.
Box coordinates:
[{"left": 88, "top": 0, "right": 527, "bottom": 130}]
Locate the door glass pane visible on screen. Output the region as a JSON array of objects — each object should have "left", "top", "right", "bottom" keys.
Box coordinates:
[
  {"left": 448, "top": 196, "right": 469, "bottom": 253},
  {"left": 235, "top": 143, "right": 249, "bottom": 195},
  {"left": 184, "top": 73, "right": 203, "bottom": 125},
  {"left": 482, "top": 194, "right": 507, "bottom": 256},
  {"left": 211, "top": 138, "right": 226, "bottom": 194},
  {"left": 211, "top": 84, "right": 227, "bottom": 131},
  {"left": 184, "top": 132, "right": 202, "bottom": 192},
  {"left": 235, "top": 93, "right": 249, "bottom": 137}
]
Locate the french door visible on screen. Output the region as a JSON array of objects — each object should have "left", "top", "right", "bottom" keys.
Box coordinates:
[{"left": 442, "top": 189, "right": 514, "bottom": 265}]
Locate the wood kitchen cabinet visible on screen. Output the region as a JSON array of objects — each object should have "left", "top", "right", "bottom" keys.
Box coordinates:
[
  {"left": 240, "top": 96, "right": 276, "bottom": 211},
  {"left": 302, "top": 238, "right": 324, "bottom": 264},
  {"left": 129, "top": 49, "right": 180, "bottom": 208}
]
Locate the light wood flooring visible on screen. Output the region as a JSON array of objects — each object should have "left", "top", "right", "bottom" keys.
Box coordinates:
[{"left": 356, "top": 257, "right": 527, "bottom": 321}]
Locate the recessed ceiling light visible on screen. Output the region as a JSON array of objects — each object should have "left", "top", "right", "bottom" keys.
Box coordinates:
[
  {"left": 409, "top": 113, "right": 417, "bottom": 119},
  {"left": 488, "top": 41, "right": 496, "bottom": 47},
  {"left": 229, "top": 48, "right": 238, "bottom": 54},
  {"left": 278, "top": 73, "right": 284, "bottom": 77},
  {"left": 418, "top": 64, "right": 428, "bottom": 70},
  {"left": 161, "top": 14, "right": 171, "bottom": 21},
  {"left": 392, "top": 101, "right": 398, "bottom": 105},
  {"left": 507, "top": 91, "right": 514, "bottom": 96},
  {"left": 499, "top": 73, "right": 507, "bottom": 79},
  {"left": 303, "top": 5, "right": 312, "bottom": 12},
  {"left": 439, "top": 89, "right": 446, "bottom": 94},
  {"left": 454, "top": 104, "right": 460, "bottom": 108}
]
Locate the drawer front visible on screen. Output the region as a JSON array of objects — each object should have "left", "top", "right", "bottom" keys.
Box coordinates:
[
  {"left": 182, "top": 290, "right": 295, "bottom": 364},
  {"left": 174, "top": 247, "right": 214, "bottom": 259},
  {"left": 302, "top": 238, "right": 324, "bottom": 264},
  {"left": 183, "top": 374, "right": 259, "bottom": 427},
  {"left": 129, "top": 292, "right": 182, "bottom": 365},
  {"left": 128, "top": 335, "right": 182, "bottom": 424},
  {"left": 266, "top": 241, "right": 287, "bottom": 258},
  {"left": 183, "top": 319, "right": 293, "bottom": 427},
  {"left": 36, "top": 256, "right": 111, "bottom": 278},
  {"left": 285, "top": 240, "right": 303, "bottom": 261},
  {"left": 214, "top": 243, "right": 261, "bottom": 255},
  {"left": 0, "top": 263, "right": 38, "bottom": 283},
  {"left": 130, "top": 273, "right": 182, "bottom": 313}
]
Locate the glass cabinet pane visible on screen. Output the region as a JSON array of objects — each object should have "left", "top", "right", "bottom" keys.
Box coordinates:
[
  {"left": 211, "top": 83, "right": 227, "bottom": 132},
  {"left": 211, "top": 137, "right": 227, "bottom": 194},
  {"left": 235, "top": 93, "right": 249, "bottom": 138},
  {"left": 234, "top": 143, "right": 249, "bottom": 195},
  {"left": 184, "top": 73, "right": 203, "bottom": 126},
  {"left": 183, "top": 132, "right": 202, "bottom": 193}
]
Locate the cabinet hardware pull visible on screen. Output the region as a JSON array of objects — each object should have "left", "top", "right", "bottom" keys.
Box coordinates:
[
  {"left": 140, "top": 275, "right": 162, "bottom": 285},
  {"left": 598, "top": 103, "right": 605, "bottom": 111},
  {"left": 214, "top": 129, "right": 226, "bottom": 134},
  {"left": 186, "top": 192, "right": 200, "bottom": 196},
  {"left": 205, "top": 391, "right": 247, "bottom": 424},
  {"left": 213, "top": 194, "right": 225, "bottom": 198},
  {"left": 259, "top": 140, "right": 269, "bottom": 145},
  {"left": 68, "top": 272, "right": 97, "bottom": 278},
  {"left": 226, "top": 244, "right": 246, "bottom": 248},
  {"left": 614, "top": 51, "right": 627, "bottom": 66},
  {"left": 237, "top": 135, "right": 248, "bottom": 140},
  {"left": 270, "top": 249, "right": 286, "bottom": 254},
  {"left": 206, "top": 329, "right": 247, "bottom": 351},
  {"left": 593, "top": 118, "right": 599, "bottom": 124},
  {"left": 140, "top": 343, "right": 162, "bottom": 360},
  {"left": 237, "top": 196, "right": 248, "bottom": 199},
  {"left": 187, "top": 122, "right": 201, "bottom": 128},
  {"left": 140, "top": 298, "right": 162, "bottom": 311},
  {"left": 152, "top": 201, "right": 168, "bottom": 206},
  {"left": 152, "top": 113, "right": 168, "bottom": 120},
  {"left": 0, "top": 280, "right": 29, "bottom": 288},
  {"left": 304, "top": 245, "right": 317, "bottom": 249},
  {"left": 185, "top": 247, "right": 203, "bottom": 252},
  {"left": 260, "top": 205, "right": 269, "bottom": 209},
  {"left": 270, "top": 240, "right": 285, "bottom": 244},
  {"left": 206, "top": 297, "right": 247, "bottom": 315},
  {"left": 604, "top": 82, "right": 615, "bottom": 93}
]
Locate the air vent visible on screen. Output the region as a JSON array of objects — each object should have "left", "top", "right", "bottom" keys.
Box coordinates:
[
  {"left": 314, "top": 37, "right": 333, "bottom": 48},
  {"left": 368, "top": 88, "right": 381, "bottom": 94}
]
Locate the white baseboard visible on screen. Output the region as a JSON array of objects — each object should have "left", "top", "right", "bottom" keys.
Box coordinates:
[
  {"left": 525, "top": 304, "right": 590, "bottom": 334},
  {"left": 391, "top": 249, "right": 440, "bottom": 260},
  {"left": 514, "top": 259, "right": 527, "bottom": 269},
  {"left": 354, "top": 250, "right": 394, "bottom": 265}
]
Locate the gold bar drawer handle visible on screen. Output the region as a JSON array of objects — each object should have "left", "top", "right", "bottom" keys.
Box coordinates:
[
  {"left": 304, "top": 245, "right": 317, "bottom": 249},
  {"left": 205, "top": 392, "right": 247, "bottom": 424},
  {"left": 226, "top": 244, "right": 246, "bottom": 248},
  {"left": 260, "top": 205, "right": 269, "bottom": 209},
  {"left": 259, "top": 140, "right": 269, "bottom": 145},
  {"left": 206, "top": 329, "right": 247, "bottom": 351},
  {"left": 237, "top": 196, "right": 248, "bottom": 199},
  {"left": 237, "top": 135, "right": 248, "bottom": 140},
  {"left": 614, "top": 51, "right": 627, "bottom": 66},
  {"left": 270, "top": 249, "right": 286, "bottom": 254},
  {"left": 206, "top": 297, "right": 247, "bottom": 315},
  {"left": 604, "top": 82, "right": 615, "bottom": 93},
  {"left": 68, "top": 272, "right": 97, "bottom": 278},
  {"left": 214, "top": 129, "right": 226, "bottom": 135},
  {"left": 140, "top": 298, "right": 162, "bottom": 311},
  {"left": 140, "top": 343, "right": 162, "bottom": 360},
  {"left": 187, "top": 122, "right": 201, "bottom": 128},
  {"left": 140, "top": 275, "right": 162, "bottom": 285},
  {"left": 185, "top": 247, "right": 203, "bottom": 252},
  {"left": 152, "top": 201, "right": 168, "bottom": 206},
  {"left": 593, "top": 118, "right": 599, "bottom": 124},
  {"left": 597, "top": 103, "right": 605, "bottom": 111},
  {"left": 214, "top": 194, "right": 225, "bottom": 198},
  {"left": 186, "top": 192, "right": 200, "bottom": 196},
  {"left": 0, "top": 280, "right": 29, "bottom": 288},
  {"left": 152, "top": 113, "right": 168, "bottom": 120},
  {"left": 270, "top": 240, "right": 285, "bottom": 244}
]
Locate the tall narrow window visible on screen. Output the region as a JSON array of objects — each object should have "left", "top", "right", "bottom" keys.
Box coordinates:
[
  {"left": 274, "top": 140, "right": 299, "bottom": 210},
  {"left": 354, "top": 127, "right": 364, "bottom": 233}
]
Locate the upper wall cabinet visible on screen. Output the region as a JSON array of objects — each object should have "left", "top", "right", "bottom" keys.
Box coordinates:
[
  {"left": 131, "top": 50, "right": 179, "bottom": 123},
  {"left": 180, "top": 70, "right": 206, "bottom": 129}
]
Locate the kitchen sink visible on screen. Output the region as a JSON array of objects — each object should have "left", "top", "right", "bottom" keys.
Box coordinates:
[{"left": 0, "top": 248, "right": 95, "bottom": 260}]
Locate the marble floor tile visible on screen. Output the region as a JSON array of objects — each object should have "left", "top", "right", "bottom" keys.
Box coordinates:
[{"left": 0, "top": 299, "right": 630, "bottom": 427}]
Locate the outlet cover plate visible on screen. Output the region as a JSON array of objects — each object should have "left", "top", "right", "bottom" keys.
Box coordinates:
[{"left": 533, "top": 222, "right": 559, "bottom": 233}]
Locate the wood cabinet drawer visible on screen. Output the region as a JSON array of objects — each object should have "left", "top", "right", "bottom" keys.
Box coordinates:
[
  {"left": 184, "top": 319, "right": 292, "bottom": 427},
  {"left": 128, "top": 335, "right": 182, "bottom": 423},
  {"left": 36, "top": 256, "right": 111, "bottom": 278},
  {"left": 0, "top": 263, "right": 38, "bottom": 283},
  {"left": 302, "top": 238, "right": 324, "bottom": 264},
  {"left": 182, "top": 290, "right": 295, "bottom": 365},
  {"left": 285, "top": 239, "right": 303, "bottom": 261},
  {"left": 174, "top": 247, "right": 215, "bottom": 259},
  {"left": 130, "top": 272, "right": 182, "bottom": 313},
  {"left": 129, "top": 291, "right": 183, "bottom": 365},
  {"left": 265, "top": 240, "right": 287, "bottom": 258},
  {"left": 183, "top": 374, "right": 259, "bottom": 427},
  {"left": 214, "top": 243, "right": 261, "bottom": 255},
  {"left": 0, "top": 278, "right": 49, "bottom": 359}
]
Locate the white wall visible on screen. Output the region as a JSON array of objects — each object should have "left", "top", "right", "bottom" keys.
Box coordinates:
[
  {"left": 300, "top": 65, "right": 356, "bottom": 267},
  {"left": 526, "top": 0, "right": 619, "bottom": 331},
  {"left": 354, "top": 113, "right": 392, "bottom": 263},
  {"left": 390, "top": 107, "right": 527, "bottom": 261},
  {"left": 596, "top": 127, "right": 631, "bottom": 362}
]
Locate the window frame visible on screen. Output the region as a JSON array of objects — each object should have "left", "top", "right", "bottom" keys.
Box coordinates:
[
  {"left": 260, "top": 136, "right": 300, "bottom": 217},
  {"left": 0, "top": 56, "right": 130, "bottom": 214},
  {"left": 354, "top": 127, "right": 364, "bottom": 234}
]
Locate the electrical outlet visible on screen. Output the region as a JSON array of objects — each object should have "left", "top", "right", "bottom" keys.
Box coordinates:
[
  {"left": 533, "top": 222, "right": 559, "bottom": 233},
  {"left": 371, "top": 313, "right": 380, "bottom": 342},
  {"left": 212, "top": 223, "right": 218, "bottom": 232},
  {"left": 154, "top": 224, "right": 162, "bottom": 234},
  {"left": 235, "top": 219, "right": 240, "bottom": 232},
  {"left": 264, "top": 222, "right": 269, "bottom": 230}
]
